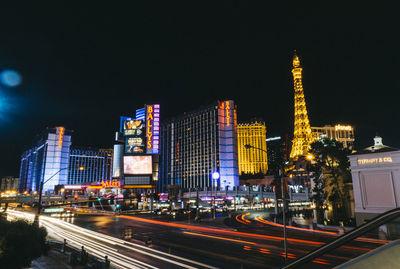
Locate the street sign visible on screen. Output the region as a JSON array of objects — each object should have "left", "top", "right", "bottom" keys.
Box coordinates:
[{"left": 44, "top": 208, "right": 64, "bottom": 213}]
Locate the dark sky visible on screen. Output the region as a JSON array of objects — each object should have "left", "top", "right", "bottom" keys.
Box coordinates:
[{"left": 0, "top": 2, "right": 399, "bottom": 176}]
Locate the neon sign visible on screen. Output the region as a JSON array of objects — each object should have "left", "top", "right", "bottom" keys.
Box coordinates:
[
  {"left": 147, "top": 105, "right": 153, "bottom": 149},
  {"left": 58, "top": 127, "right": 64, "bottom": 148},
  {"left": 101, "top": 181, "right": 121, "bottom": 188},
  {"left": 358, "top": 157, "right": 393, "bottom": 165},
  {"left": 335, "top": 125, "right": 352, "bottom": 131},
  {"left": 225, "top": 101, "right": 230, "bottom": 126},
  {"left": 146, "top": 104, "right": 160, "bottom": 154}
]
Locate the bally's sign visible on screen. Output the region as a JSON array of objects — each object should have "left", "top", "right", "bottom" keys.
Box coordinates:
[{"left": 145, "top": 104, "right": 160, "bottom": 154}]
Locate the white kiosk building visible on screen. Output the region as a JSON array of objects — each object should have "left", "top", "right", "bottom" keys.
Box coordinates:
[{"left": 349, "top": 136, "right": 400, "bottom": 225}]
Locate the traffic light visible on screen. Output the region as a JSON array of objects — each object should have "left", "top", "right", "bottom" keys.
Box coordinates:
[
  {"left": 236, "top": 196, "right": 240, "bottom": 201},
  {"left": 254, "top": 195, "right": 259, "bottom": 201},
  {"left": 97, "top": 197, "right": 101, "bottom": 202},
  {"left": 116, "top": 203, "right": 120, "bottom": 209},
  {"left": 74, "top": 195, "right": 78, "bottom": 200}
]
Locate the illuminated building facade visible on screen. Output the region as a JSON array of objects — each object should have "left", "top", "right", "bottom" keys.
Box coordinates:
[
  {"left": 312, "top": 124, "right": 355, "bottom": 150},
  {"left": 68, "top": 147, "right": 113, "bottom": 185},
  {"left": 19, "top": 127, "right": 72, "bottom": 192},
  {"left": 290, "top": 53, "right": 314, "bottom": 160},
  {"left": 0, "top": 176, "right": 19, "bottom": 192},
  {"left": 237, "top": 121, "right": 268, "bottom": 175},
  {"left": 159, "top": 100, "right": 239, "bottom": 192},
  {"left": 112, "top": 104, "right": 160, "bottom": 191}
]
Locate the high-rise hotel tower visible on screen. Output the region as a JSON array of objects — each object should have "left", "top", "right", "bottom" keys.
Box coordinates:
[
  {"left": 19, "top": 127, "right": 72, "bottom": 192},
  {"left": 237, "top": 121, "right": 268, "bottom": 175},
  {"left": 290, "top": 53, "right": 314, "bottom": 160},
  {"left": 159, "top": 100, "right": 239, "bottom": 191}
]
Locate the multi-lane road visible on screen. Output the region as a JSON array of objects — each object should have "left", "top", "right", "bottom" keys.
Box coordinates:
[{"left": 6, "top": 209, "right": 387, "bottom": 268}]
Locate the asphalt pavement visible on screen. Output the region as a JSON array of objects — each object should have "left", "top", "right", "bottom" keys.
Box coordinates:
[{"left": 7, "top": 208, "right": 388, "bottom": 268}]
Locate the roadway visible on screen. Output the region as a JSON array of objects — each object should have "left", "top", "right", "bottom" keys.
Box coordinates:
[{"left": 6, "top": 209, "right": 388, "bottom": 268}]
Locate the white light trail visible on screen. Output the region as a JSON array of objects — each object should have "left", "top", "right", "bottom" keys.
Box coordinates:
[{"left": 7, "top": 210, "right": 217, "bottom": 269}]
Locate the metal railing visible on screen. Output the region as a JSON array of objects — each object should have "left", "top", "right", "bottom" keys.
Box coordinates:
[{"left": 282, "top": 208, "right": 400, "bottom": 268}]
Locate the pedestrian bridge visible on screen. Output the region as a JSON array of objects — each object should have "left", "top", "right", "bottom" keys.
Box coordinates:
[
  {"left": 182, "top": 186, "right": 311, "bottom": 201},
  {"left": 0, "top": 195, "right": 88, "bottom": 205}
]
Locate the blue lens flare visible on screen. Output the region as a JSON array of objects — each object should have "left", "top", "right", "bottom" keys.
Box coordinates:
[{"left": 0, "top": 70, "right": 22, "bottom": 87}]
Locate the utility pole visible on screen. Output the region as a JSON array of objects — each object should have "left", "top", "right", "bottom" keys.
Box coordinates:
[
  {"left": 150, "top": 189, "right": 154, "bottom": 213},
  {"left": 196, "top": 186, "right": 199, "bottom": 220},
  {"left": 37, "top": 167, "right": 68, "bottom": 215},
  {"left": 281, "top": 172, "right": 288, "bottom": 264}
]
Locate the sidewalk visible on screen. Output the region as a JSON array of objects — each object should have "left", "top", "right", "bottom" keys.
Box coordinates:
[{"left": 28, "top": 249, "right": 82, "bottom": 269}]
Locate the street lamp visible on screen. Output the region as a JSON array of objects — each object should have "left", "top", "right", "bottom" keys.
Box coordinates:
[
  {"left": 37, "top": 167, "right": 68, "bottom": 215},
  {"left": 212, "top": 172, "right": 220, "bottom": 220},
  {"left": 244, "top": 143, "right": 288, "bottom": 263}
]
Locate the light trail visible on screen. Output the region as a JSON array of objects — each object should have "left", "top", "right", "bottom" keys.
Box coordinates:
[
  {"left": 235, "top": 212, "right": 251, "bottom": 224},
  {"left": 39, "top": 215, "right": 217, "bottom": 269},
  {"left": 254, "top": 215, "right": 337, "bottom": 235},
  {"left": 41, "top": 219, "right": 156, "bottom": 269},
  {"left": 7, "top": 210, "right": 217, "bottom": 269},
  {"left": 183, "top": 231, "right": 257, "bottom": 245},
  {"left": 312, "top": 258, "right": 331, "bottom": 265},
  {"left": 118, "top": 214, "right": 324, "bottom": 246},
  {"left": 254, "top": 215, "right": 388, "bottom": 245}
]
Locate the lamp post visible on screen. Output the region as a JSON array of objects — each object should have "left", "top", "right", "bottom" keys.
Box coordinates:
[
  {"left": 37, "top": 167, "right": 68, "bottom": 215},
  {"left": 244, "top": 144, "right": 288, "bottom": 263},
  {"left": 212, "top": 172, "right": 220, "bottom": 220}
]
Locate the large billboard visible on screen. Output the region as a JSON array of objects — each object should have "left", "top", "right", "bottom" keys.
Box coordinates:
[
  {"left": 120, "top": 116, "right": 133, "bottom": 132},
  {"left": 145, "top": 104, "right": 160, "bottom": 154},
  {"left": 124, "top": 155, "right": 152, "bottom": 175},
  {"left": 124, "top": 119, "right": 145, "bottom": 154}
]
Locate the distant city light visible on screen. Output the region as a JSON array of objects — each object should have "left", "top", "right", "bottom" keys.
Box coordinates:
[
  {"left": 0, "top": 70, "right": 22, "bottom": 87},
  {"left": 266, "top": 136, "right": 281, "bottom": 142}
]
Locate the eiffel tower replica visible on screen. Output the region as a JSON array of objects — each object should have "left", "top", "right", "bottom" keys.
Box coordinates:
[{"left": 290, "top": 52, "right": 314, "bottom": 160}]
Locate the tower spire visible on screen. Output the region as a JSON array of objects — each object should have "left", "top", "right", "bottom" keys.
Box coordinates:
[{"left": 290, "top": 52, "right": 314, "bottom": 160}]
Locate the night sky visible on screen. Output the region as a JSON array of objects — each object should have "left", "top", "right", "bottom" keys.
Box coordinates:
[{"left": 0, "top": 2, "right": 399, "bottom": 176}]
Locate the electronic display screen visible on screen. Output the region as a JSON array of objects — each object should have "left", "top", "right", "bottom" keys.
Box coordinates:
[{"left": 123, "top": 155, "right": 152, "bottom": 175}]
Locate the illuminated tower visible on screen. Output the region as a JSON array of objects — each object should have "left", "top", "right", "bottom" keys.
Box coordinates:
[{"left": 290, "top": 53, "right": 314, "bottom": 160}]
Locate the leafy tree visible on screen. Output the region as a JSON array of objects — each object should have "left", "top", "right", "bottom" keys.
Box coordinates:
[
  {"left": 309, "top": 157, "right": 327, "bottom": 223},
  {"left": 0, "top": 213, "right": 48, "bottom": 268},
  {"left": 309, "top": 138, "right": 352, "bottom": 224}
]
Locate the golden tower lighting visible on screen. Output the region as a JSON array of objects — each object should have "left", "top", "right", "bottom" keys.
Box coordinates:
[
  {"left": 290, "top": 53, "right": 314, "bottom": 160},
  {"left": 237, "top": 121, "right": 268, "bottom": 175}
]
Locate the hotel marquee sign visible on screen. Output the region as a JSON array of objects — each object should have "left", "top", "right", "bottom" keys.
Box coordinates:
[{"left": 335, "top": 125, "right": 352, "bottom": 131}]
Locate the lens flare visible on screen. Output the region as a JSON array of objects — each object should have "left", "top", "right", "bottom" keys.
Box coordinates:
[{"left": 0, "top": 70, "right": 22, "bottom": 87}]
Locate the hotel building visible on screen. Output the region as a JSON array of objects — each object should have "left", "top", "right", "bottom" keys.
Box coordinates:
[
  {"left": 0, "top": 176, "right": 19, "bottom": 192},
  {"left": 19, "top": 127, "right": 72, "bottom": 192},
  {"left": 312, "top": 124, "right": 355, "bottom": 150},
  {"left": 159, "top": 100, "right": 239, "bottom": 192},
  {"left": 237, "top": 121, "right": 268, "bottom": 175},
  {"left": 68, "top": 147, "right": 113, "bottom": 185}
]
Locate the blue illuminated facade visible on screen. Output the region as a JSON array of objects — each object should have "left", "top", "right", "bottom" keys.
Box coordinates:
[
  {"left": 19, "top": 127, "right": 72, "bottom": 193},
  {"left": 68, "top": 148, "right": 113, "bottom": 184}
]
